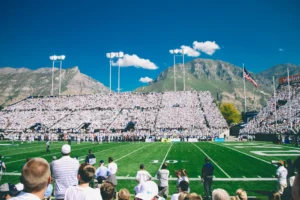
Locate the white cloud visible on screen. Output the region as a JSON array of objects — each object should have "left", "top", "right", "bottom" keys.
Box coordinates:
[
  {"left": 181, "top": 45, "right": 200, "bottom": 57},
  {"left": 279, "top": 48, "right": 284, "bottom": 52},
  {"left": 193, "top": 41, "right": 220, "bottom": 55},
  {"left": 113, "top": 54, "right": 158, "bottom": 70},
  {"left": 139, "top": 77, "right": 153, "bottom": 83}
]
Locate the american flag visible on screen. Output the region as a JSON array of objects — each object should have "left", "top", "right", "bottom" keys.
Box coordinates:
[{"left": 244, "top": 68, "right": 258, "bottom": 88}]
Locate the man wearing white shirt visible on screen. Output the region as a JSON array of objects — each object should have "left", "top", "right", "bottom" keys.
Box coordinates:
[
  {"left": 51, "top": 144, "right": 80, "bottom": 200},
  {"left": 276, "top": 160, "right": 288, "bottom": 195},
  {"left": 107, "top": 157, "right": 117, "bottom": 197},
  {"left": 134, "top": 164, "right": 152, "bottom": 194},
  {"left": 10, "top": 158, "right": 51, "bottom": 200}
]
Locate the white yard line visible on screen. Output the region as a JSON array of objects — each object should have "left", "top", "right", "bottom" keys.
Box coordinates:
[
  {"left": 191, "top": 143, "right": 231, "bottom": 178},
  {"left": 2, "top": 172, "right": 277, "bottom": 181},
  {"left": 212, "top": 142, "right": 270, "bottom": 164},
  {"left": 158, "top": 143, "right": 174, "bottom": 170},
  {"left": 5, "top": 143, "right": 127, "bottom": 165},
  {"left": 110, "top": 143, "right": 156, "bottom": 164}
]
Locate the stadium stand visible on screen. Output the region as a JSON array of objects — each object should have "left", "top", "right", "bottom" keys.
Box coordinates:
[
  {"left": 241, "top": 83, "right": 300, "bottom": 135},
  {"left": 0, "top": 91, "right": 228, "bottom": 137}
]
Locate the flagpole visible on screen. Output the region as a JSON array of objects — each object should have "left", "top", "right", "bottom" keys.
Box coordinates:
[
  {"left": 243, "top": 63, "right": 247, "bottom": 114},
  {"left": 273, "top": 76, "right": 278, "bottom": 131},
  {"left": 287, "top": 68, "right": 292, "bottom": 128}
]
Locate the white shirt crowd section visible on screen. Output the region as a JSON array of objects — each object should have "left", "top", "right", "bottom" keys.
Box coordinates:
[
  {"left": 241, "top": 84, "right": 300, "bottom": 134},
  {"left": 0, "top": 91, "right": 228, "bottom": 133}
]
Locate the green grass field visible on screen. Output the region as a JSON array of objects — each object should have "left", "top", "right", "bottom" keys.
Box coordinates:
[{"left": 1, "top": 141, "right": 299, "bottom": 199}]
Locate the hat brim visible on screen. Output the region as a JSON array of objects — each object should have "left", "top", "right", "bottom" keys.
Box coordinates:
[{"left": 135, "top": 193, "right": 154, "bottom": 200}]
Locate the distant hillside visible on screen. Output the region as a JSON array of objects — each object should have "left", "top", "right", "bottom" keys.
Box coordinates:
[
  {"left": 257, "top": 63, "right": 300, "bottom": 81},
  {"left": 0, "top": 66, "right": 109, "bottom": 106},
  {"left": 135, "top": 59, "right": 300, "bottom": 111}
]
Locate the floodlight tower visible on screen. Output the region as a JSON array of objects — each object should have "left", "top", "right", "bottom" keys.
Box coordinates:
[
  {"left": 169, "top": 49, "right": 184, "bottom": 91},
  {"left": 106, "top": 52, "right": 124, "bottom": 94},
  {"left": 117, "top": 52, "right": 124, "bottom": 94},
  {"left": 106, "top": 52, "right": 116, "bottom": 93},
  {"left": 57, "top": 55, "right": 66, "bottom": 96},
  {"left": 49, "top": 55, "right": 58, "bottom": 96}
]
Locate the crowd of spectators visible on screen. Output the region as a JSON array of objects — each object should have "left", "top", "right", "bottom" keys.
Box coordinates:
[
  {"left": 241, "top": 83, "right": 300, "bottom": 135},
  {"left": 0, "top": 91, "right": 228, "bottom": 138}
]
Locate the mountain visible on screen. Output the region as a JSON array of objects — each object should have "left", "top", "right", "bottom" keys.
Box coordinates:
[
  {"left": 0, "top": 66, "right": 109, "bottom": 106},
  {"left": 257, "top": 63, "right": 300, "bottom": 81},
  {"left": 135, "top": 59, "right": 299, "bottom": 111}
]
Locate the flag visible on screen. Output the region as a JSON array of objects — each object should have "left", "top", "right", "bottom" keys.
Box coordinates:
[{"left": 244, "top": 68, "right": 258, "bottom": 88}]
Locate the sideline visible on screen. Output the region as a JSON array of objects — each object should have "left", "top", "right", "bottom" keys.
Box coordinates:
[{"left": 2, "top": 172, "right": 276, "bottom": 181}]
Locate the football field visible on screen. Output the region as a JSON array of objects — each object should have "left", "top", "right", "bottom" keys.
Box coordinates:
[{"left": 1, "top": 141, "right": 299, "bottom": 199}]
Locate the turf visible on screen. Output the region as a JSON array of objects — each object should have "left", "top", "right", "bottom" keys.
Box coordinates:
[{"left": 0, "top": 141, "right": 299, "bottom": 199}]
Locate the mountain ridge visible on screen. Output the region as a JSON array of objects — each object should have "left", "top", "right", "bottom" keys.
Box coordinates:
[{"left": 0, "top": 66, "right": 109, "bottom": 106}]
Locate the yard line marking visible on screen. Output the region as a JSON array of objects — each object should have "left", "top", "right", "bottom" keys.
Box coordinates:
[
  {"left": 1, "top": 142, "right": 101, "bottom": 156},
  {"left": 113, "top": 143, "right": 156, "bottom": 163},
  {"left": 191, "top": 143, "right": 231, "bottom": 178},
  {"left": 257, "top": 175, "right": 261, "bottom": 178},
  {"left": 159, "top": 143, "right": 174, "bottom": 170},
  {"left": 126, "top": 174, "right": 129, "bottom": 177},
  {"left": 211, "top": 142, "right": 270, "bottom": 164},
  {"left": 242, "top": 176, "right": 246, "bottom": 178},
  {"left": 2, "top": 173, "right": 277, "bottom": 181},
  {"left": 5, "top": 143, "right": 128, "bottom": 165}
]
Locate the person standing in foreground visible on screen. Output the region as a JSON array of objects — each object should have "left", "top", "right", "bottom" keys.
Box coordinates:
[
  {"left": 201, "top": 157, "right": 214, "bottom": 199},
  {"left": 0, "top": 155, "right": 6, "bottom": 181},
  {"left": 292, "top": 156, "right": 300, "bottom": 200},
  {"left": 157, "top": 163, "right": 169, "bottom": 198},
  {"left": 64, "top": 163, "right": 102, "bottom": 200},
  {"left": 275, "top": 160, "right": 288, "bottom": 196},
  {"left": 134, "top": 164, "right": 152, "bottom": 194},
  {"left": 107, "top": 157, "right": 118, "bottom": 197},
  {"left": 51, "top": 144, "right": 80, "bottom": 200},
  {"left": 10, "top": 158, "right": 51, "bottom": 200}
]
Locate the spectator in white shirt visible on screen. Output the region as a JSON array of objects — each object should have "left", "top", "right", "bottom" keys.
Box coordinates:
[
  {"left": 107, "top": 157, "right": 118, "bottom": 198},
  {"left": 51, "top": 144, "right": 80, "bottom": 200},
  {"left": 64, "top": 163, "right": 102, "bottom": 200},
  {"left": 134, "top": 164, "right": 152, "bottom": 194},
  {"left": 276, "top": 160, "right": 288, "bottom": 195},
  {"left": 157, "top": 163, "right": 169, "bottom": 198},
  {"left": 10, "top": 158, "right": 51, "bottom": 200},
  {"left": 171, "top": 180, "right": 189, "bottom": 200}
]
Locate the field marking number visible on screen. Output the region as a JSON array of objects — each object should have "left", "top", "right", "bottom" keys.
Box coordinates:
[{"left": 251, "top": 150, "right": 300, "bottom": 156}]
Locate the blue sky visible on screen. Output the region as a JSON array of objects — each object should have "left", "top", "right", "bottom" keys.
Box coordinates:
[{"left": 0, "top": 0, "right": 299, "bottom": 91}]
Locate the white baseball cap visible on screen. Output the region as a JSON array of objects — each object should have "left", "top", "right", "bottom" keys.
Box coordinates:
[
  {"left": 61, "top": 144, "right": 71, "bottom": 154},
  {"left": 135, "top": 181, "right": 158, "bottom": 200}
]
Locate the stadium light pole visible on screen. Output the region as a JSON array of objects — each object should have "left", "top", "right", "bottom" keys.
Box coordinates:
[
  {"left": 117, "top": 52, "right": 124, "bottom": 94},
  {"left": 182, "top": 48, "right": 185, "bottom": 91},
  {"left": 49, "top": 55, "right": 58, "bottom": 96},
  {"left": 106, "top": 53, "right": 115, "bottom": 93},
  {"left": 169, "top": 49, "right": 183, "bottom": 92},
  {"left": 57, "top": 55, "right": 66, "bottom": 96}
]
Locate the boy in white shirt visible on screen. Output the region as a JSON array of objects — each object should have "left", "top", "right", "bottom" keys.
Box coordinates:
[{"left": 64, "top": 163, "right": 102, "bottom": 200}]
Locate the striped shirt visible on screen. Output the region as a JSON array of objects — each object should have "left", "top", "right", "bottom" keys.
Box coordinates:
[{"left": 51, "top": 156, "right": 80, "bottom": 199}]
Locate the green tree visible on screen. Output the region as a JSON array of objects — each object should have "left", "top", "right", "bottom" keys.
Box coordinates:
[{"left": 220, "top": 103, "right": 242, "bottom": 125}]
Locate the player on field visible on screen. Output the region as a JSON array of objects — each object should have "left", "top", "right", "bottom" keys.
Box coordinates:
[
  {"left": 46, "top": 140, "right": 50, "bottom": 153},
  {"left": 0, "top": 155, "right": 7, "bottom": 181}
]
